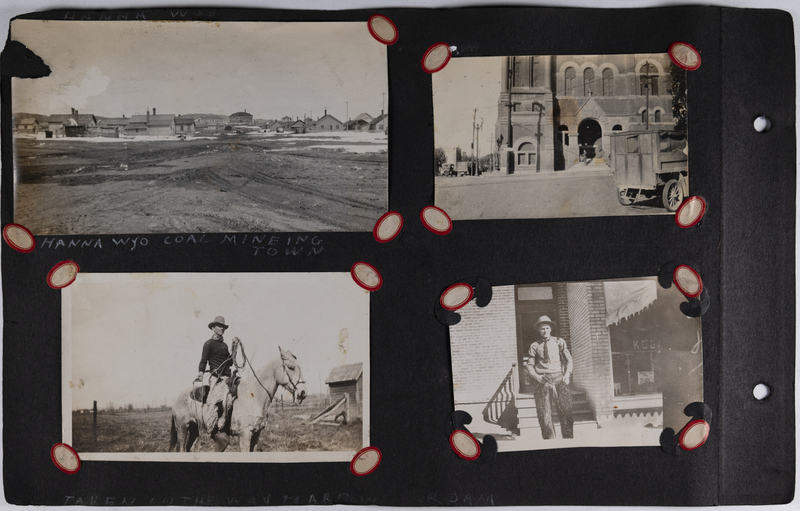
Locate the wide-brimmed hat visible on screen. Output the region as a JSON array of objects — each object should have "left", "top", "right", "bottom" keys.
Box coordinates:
[
  {"left": 208, "top": 316, "right": 229, "bottom": 330},
  {"left": 534, "top": 315, "right": 556, "bottom": 330}
]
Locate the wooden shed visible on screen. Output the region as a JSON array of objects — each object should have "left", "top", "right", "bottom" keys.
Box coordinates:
[{"left": 325, "top": 362, "right": 363, "bottom": 420}]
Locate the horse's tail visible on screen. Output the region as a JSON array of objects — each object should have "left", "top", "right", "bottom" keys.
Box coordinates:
[{"left": 169, "top": 413, "right": 178, "bottom": 452}]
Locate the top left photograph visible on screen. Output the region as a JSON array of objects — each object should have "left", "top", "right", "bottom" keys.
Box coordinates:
[{"left": 9, "top": 20, "right": 389, "bottom": 235}]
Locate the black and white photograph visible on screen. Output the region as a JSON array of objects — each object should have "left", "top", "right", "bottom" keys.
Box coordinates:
[
  {"left": 61, "top": 272, "right": 369, "bottom": 462},
  {"left": 12, "top": 20, "right": 388, "bottom": 235},
  {"left": 433, "top": 54, "right": 688, "bottom": 219},
  {"left": 449, "top": 277, "right": 702, "bottom": 451}
]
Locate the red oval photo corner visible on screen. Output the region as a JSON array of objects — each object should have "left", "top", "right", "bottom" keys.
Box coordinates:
[
  {"left": 373, "top": 211, "right": 403, "bottom": 243},
  {"left": 449, "top": 430, "right": 480, "bottom": 461},
  {"left": 422, "top": 43, "right": 451, "bottom": 73},
  {"left": 51, "top": 443, "right": 81, "bottom": 474},
  {"left": 675, "top": 196, "right": 706, "bottom": 228},
  {"left": 420, "top": 206, "right": 452, "bottom": 235},
  {"left": 440, "top": 283, "right": 474, "bottom": 311},
  {"left": 679, "top": 419, "right": 710, "bottom": 451},
  {"left": 3, "top": 223, "right": 35, "bottom": 253},
  {"left": 351, "top": 446, "right": 382, "bottom": 476},
  {"left": 367, "top": 15, "right": 398, "bottom": 45},
  {"left": 673, "top": 264, "right": 703, "bottom": 298},
  {"left": 351, "top": 262, "right": 383, "bottom": 291},
  {"left": 669, "top": 42, "right": 701, "bottom": 71},
  {"left": 47, "top": 260, "right": 80, "bottom": 289}
]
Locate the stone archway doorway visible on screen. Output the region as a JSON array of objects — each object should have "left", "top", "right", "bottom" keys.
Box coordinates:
[{"left": 578, "top": 119, "right": 602, "bottom": 160}]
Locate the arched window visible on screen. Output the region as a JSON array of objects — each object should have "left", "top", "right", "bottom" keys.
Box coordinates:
[
  {"left": 612, "top": 124, "right": 623, "bottom": 131},
  {"left": 640, "top": 63, "right": 659, "bottom": 95},
  {"left": 584, "top": 68, "right": 595, "bottom": 96},
  {"left": 642, "top": 111, "right": 648, "bottom": 124},
  {"left": 565, "top": 67, "right": 576, "bottom": 95},
  {"left": 530, "top": 57, "right": 541, "bottom": 87},
  {"left": 654, "top": 110, "right": 662, "bottom": 123},
  {"left": 513, "top": 57, "right": 525, "bottom": 87},
  {"left": 517, "top": 142, "right": 536, "bottom": 166},
  {"left": 602, "top": 68, "right": 614, "bottom": 96}
]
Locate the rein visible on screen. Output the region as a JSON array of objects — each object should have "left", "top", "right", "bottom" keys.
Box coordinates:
[{"left": 236, "top": 339, "right": 304, "bottom": 409}]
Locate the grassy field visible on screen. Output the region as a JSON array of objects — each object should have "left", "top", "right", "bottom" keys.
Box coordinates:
[
  {"left": 14, "top": 132, "right": 388, "bottom": 234},
  {"left": 72, "top": 398, "right": 362, "bottom": 453}
]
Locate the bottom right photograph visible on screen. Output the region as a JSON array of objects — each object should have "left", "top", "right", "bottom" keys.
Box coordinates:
[{"left": 448, "top": 277, "right": 703, "bottom": 451}]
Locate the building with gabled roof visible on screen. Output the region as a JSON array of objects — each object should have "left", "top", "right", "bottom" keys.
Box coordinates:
[
  {"left": 290, "top": 119, "right": 308, "bottom": 134},
  {"left": 175, "top": 115, "right": 196, "bottom": 135},
  {"left": 325, "top": 362, "right": 363, "bottom": 419},
  {"left": 129, "top": 109, "right": 175, "bottom": 136},
  {"left": 369, "top": 112, "right": 388, "bottom": 133},
  {"left": 47, "top": 109, "right": 98, "bottom": 137},
  {"left": 313, "top": 111, "right": 344, "bottom": 132},
  {"left": 15, "top": 118, "right": 41, "bottom": 134},
  {"left": 347, "top": 112, "right": 373, "bottom": 132}
]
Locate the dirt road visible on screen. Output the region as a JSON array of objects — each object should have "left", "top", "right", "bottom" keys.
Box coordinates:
[
  {"left": 13, "top": 133, "right": 388, "bottom": 235},
  {"left": 435, "top": 170, "right": 672, "bottom": 220}
]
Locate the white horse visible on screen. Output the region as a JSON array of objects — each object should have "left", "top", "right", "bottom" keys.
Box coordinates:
[{"left": 170, "top": 346, "right": 306, "bottom": 452}]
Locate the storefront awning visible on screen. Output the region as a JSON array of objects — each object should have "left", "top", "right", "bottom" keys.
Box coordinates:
[{"left": 604, "top": 280, "right": 658, "bottom": 326}]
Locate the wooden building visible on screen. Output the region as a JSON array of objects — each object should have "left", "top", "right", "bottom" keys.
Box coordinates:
[
  {"left": 230, "top": 110, "right": 254, "bottom": 125},
  {"left": 369, "top": 112, "right": 387, "bottom": 133},
  {"left": 325, "top": 362, "right": 363, "bottom": 420},
  {"left": 313, "top": 110, "right": 344, "bottom": 132},
  {"left": 175, "top": 116, "right": 196, "bottom": 135},
  {"left": 290, "top": 119, "right": 308, "bottom": 134},
  {"left": 48, "top": 110, "right": 98, "bottom": 137},
  {"left": 347, "top": 112, "right": 373, "bottom": 132},
  {"left": 97, "top": 116, "right": 131, "bottom": 137},
  {"left": 15, "top": 118, "right": 40, "bottom": 134}
]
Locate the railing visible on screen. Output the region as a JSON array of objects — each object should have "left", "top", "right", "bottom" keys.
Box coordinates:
[{"left": 482, "top": 364, "right": 519, "bottom": 425}]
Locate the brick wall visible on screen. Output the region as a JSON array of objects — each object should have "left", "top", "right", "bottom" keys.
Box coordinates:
[
  {"left": 449, "top": 286, "right": 518, "bottom": 404},
  {"left": 566, "top": 281, "right": 614, "bottom": 424},
  {"left": 555, "top": 282, "right": 572, "bottom": 347}
]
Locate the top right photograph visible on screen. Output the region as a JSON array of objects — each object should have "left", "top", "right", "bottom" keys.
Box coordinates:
[{"left": 433, "top": 54, "right": 688, "bottom": 219}]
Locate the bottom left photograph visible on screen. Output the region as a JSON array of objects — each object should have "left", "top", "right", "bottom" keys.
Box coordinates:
[{"left": 61, "top": 272, "right": 370, "bottom": 463}]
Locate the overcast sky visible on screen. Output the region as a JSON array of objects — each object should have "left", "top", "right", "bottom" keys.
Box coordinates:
[
  {"left": 11, "top": 20, "right": 387, "bottom": 121},
  {"left": 432, "top": 56, "right": 503, "bottom": 157},
  {"left": 64, "top": 272, "right": 369, "bottom": 411}
]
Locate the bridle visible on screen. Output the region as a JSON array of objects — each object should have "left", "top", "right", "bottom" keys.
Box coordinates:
[
  {"left": 280, "top": 355, "right": 306, "bottom": 399},
  {"left": 238, "top": 343, "right": 305, "bottom": 405}
]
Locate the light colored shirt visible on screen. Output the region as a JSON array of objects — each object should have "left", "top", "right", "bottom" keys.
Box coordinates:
[{"left": 528, "top": 337, "right": 573, "bottom": 376}]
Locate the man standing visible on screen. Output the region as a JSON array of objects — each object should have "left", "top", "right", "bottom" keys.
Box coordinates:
[
  {"left": 525, "top": 316, "right": 574, "bottom": 439},
  {"left": 196, "top": 316, "right": 237, "bottom": 434}
]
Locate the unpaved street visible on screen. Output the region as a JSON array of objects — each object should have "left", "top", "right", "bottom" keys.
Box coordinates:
[
  {"left": 13, "top": 133, "right": 388, "bottom": 235},
  {"left": 435, "top": 170, "right": 671, "bottom": 220}
]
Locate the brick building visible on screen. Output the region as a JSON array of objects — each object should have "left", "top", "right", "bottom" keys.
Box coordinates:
[
  {"left": 494, "top": 54, "right": 678, "bottom": 174},
  {"left": 449, "top": 278, "right": 702, "bottom": 441}
]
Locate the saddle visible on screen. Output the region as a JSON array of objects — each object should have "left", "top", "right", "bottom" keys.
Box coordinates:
[{"left": 190, "top": 384, "right": 210, "bottom": 403}]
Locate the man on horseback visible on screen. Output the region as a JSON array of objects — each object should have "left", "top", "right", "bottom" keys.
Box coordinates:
[{"left": 195, "top": 316, "right": 239, "bottom": 435}]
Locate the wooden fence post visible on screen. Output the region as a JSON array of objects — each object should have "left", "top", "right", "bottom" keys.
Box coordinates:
[{"left": 93, "top": 401, "right": 97, "bottom": 452}]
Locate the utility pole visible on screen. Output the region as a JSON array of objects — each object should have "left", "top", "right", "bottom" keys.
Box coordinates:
[
  {"left": 381, "top": 92, "right": 386, "bottom": 115},
  {"left": 644, "top": 61, "right": 650, "bottom": 130},
  {"left": 506, "top": 57, "right": 514, "bottom": 174},
  {"left": 346, "top": 101, "right": 349, "bottom": 131},
  {"left": 471, "top": 108, "right": 477, "bottom": 176},
  {"left": 475, "top": 118, "right": 483, "bottom": 175}
]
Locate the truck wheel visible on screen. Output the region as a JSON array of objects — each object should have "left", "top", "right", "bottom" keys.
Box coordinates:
[
  {"left": 662, "top": 179, "right": 684, "bottom": 212},
  {"left": 618, "top": 188, "right": 634, "bottom": 205}
]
